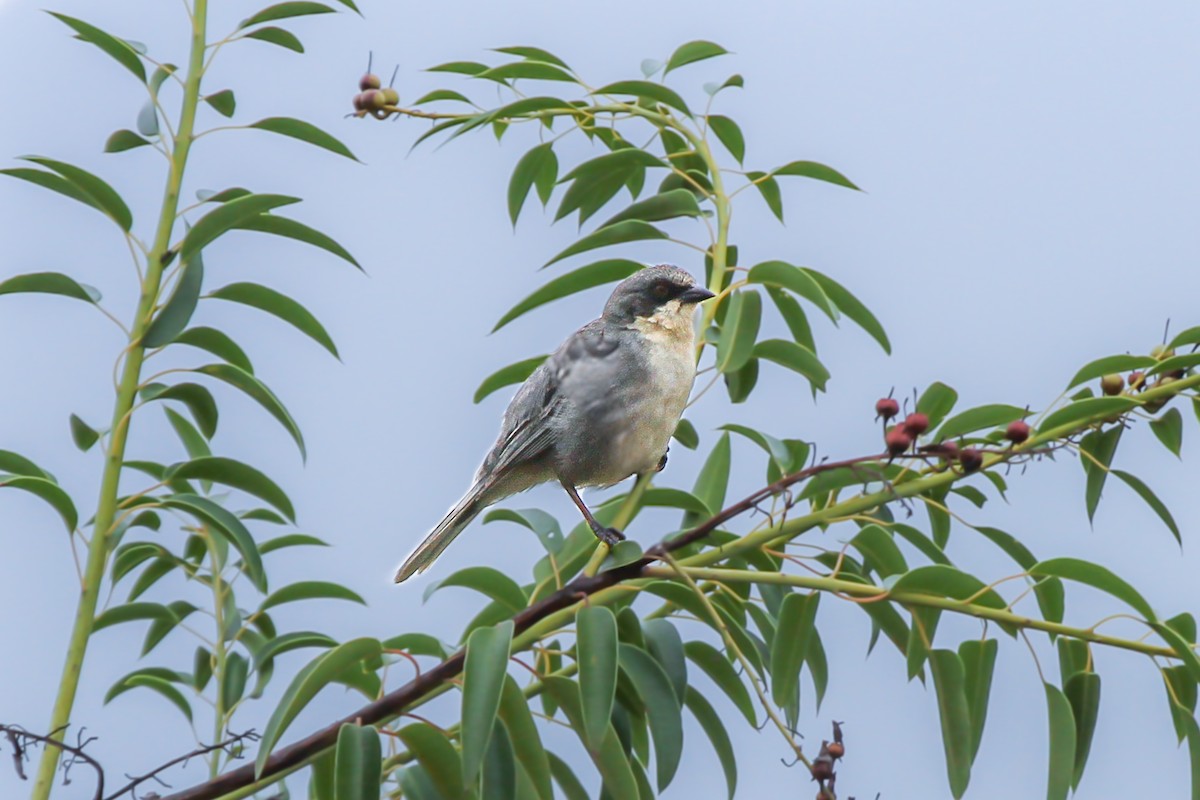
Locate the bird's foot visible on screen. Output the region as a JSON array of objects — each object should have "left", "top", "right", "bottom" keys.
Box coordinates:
[
  {"left": 590, "top": 524, "right": 626, "bottom": 547},
  {"left": 657, "top": 449, "right": 669, "bottom": 472}
]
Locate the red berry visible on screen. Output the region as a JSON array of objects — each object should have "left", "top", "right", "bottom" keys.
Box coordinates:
[
  {"left": 1129, "top": 371, "right": 1145, "bottom": 389},
  {"left": 960, "top": 448, "right": 983, "bottom": 473},
  {"left": 1005, "top": 419, "right": 1031, "bottom": 444},
  {"left": 885, "top": 427, "right": 912, "bottom": 456},
  {"left": 902, "top": 412, "right": 929, "bottom": 436},
  {"left": 939, "top": 441, "right": 960, "bottom": 458},
  {"left": 352, "top": 93, "right": 369, "bottom": 111},
  {"left": 359, "top": 72, "right": 382, "bottom": 91},
  {"left": 875, "top": 397, "right": 900, "bottom": 421}
]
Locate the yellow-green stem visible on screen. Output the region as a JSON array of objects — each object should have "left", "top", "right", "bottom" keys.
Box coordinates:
[{"left": 32, "top": 2, "right": 208, "bottom": 795}]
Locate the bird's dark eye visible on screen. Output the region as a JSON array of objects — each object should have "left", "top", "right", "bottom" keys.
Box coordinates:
[{"left": 652, "top": 281, "right": 671, "bottom": 300}]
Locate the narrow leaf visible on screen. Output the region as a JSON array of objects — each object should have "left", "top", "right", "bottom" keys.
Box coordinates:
[
  {"left": 233, "top": 214, "right": 361, "bottom": 269},
  {"left": 493, "top": 260, "right": 641, "bottom": 331},
  {"left": 334, "top": 723, "right": 382, "bottom": 800},
  {"left": 929, "top": 650, "right": 972, "bottom": 798},
  {"left": 958, "top": 639, "right": 998, "bottom": 763},
  {"left": 683, "top": 687, "right": 736, "bottom": 799},
  {"left": 1111, "top": 469, "right": 1181, "bottom": 544},
  {"left": 936, "top": 404, "right": 1028, "bottom": 442},
  {"left": 1045, "top": 683, "right": 1077, "bottom": 800},
  {"left": 707, "top": 115, "right": 744, "bottom": 164},
  {"left": 240, "top": 2, "right": 335, "bottom": 29},
  {"left": 593, "top": 80, "right": 691, "bottom": 115},
  {"left": 769, "top": 592, "right": 819, "bottom": 710},
  {"left": 160, "top": 494, "right": 266, "bottom": 592},
  {"left": 244, "top": 26, "right": 305, "bottom": 52},
  {"left": 182, "top": 194, "right": 301, "bottom": 261},
  {"left": 261, "top": 581, "right": 365, "bottom": 610},
  {"left": 716, "top": 290, "right": 762, "bottom": 373},
  {"left": 208, "top": 281, "right": 338, "bottom": 358},
  {"left": 577, "top": 606, "right": 619, "bottom": 750},
  {"left": 1030, "top": 558, "right": 1156, "bottom": 621},
  {"left": 462, "top": 621, "right": 514, "bottom": 787},
  {"left": 23, "top": 157, "right": 133, "bottom": 230},
  {"left": 753, "top": 339, "right": 830, "bottom": 391},
  {"left": 249, "top": 117, "right": 358, "bottom": 160},
  {"left": 194, "top": 363, "right": 306, "bottom": 458},
  {"left": 0, "top": 271, "right": 100, "bottom": 304},
  {"left": 1066, "top": 354, "right": 1156, "bottom": 390},
  {"left": 474, "top": 356, "right": 546, "bottom": 403},
  {"left": 0, "top": 476, "right": 78, "bottom": 531},
  {"left": 1150, "top": 407, "right": 1184, "bottom": 457},
  {"left": 665, "top": 40, "right": 729, "bottom": 73},
  {"left": 143, "top": 253, "right": 204, "bottom": 347},
  {"left": 48, "top": 12, "right": 146, "bottom": 81},
  {"left": 618, "top": 643, "right": 683, "bottom": 790},
  {"left": 104, "top": 129, "right": 151, "bottom": 153}
]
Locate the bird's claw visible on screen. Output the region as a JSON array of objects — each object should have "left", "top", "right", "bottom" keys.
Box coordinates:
[
  {"left": 591, "top": 525, "right": 625, "bottom": 547},
  {"left": 657, "top": 449, "right": 669, "bottom": 472}
]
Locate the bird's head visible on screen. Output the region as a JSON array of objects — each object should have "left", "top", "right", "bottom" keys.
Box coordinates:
[{"left": 603, "top": 265, "right": 715, "bottom": 326}]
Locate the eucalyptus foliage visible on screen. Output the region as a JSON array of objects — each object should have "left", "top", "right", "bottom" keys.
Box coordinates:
[{"left": 4, "top": 6, "right": 1200, "bottom": 800}]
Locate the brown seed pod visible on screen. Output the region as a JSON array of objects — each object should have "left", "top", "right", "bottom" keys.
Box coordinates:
[
  {"left": 827, "top": 741, "right": 845, "bottom": 759},
  {"left": 1004, "top": 419, "right": 1031, "bottom": 444},
  {"left": 810, "top": 755, "right": 834, "bottom": 781},
  {"left": 1099, "top": 373, "right": 1125, "bottom": 396},
  {"left": 902, "top": 412, "right": 929, "bottom": 436}
]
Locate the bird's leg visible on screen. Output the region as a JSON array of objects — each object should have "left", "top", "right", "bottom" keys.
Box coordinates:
[{"left": 560, "top": 481, "right": 625, "bottom": 547}]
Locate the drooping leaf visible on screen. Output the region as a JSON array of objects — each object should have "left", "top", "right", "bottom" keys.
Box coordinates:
[
  {"left": 160, "top": 494, "right": 267, "bottom": 592},
  {"left": 673, "top": 418, "right": 699, "bottom": 450},
  {"left": 1066, "top": 354, "right": 1156, "bottom": 390},
  {"left": 958, "top": 639, "right": 998, "bottom": 763},
  {"left": 665, "top": 40, "right": 729, "bottom": 73},
  {"left": 1081, "top": 425, "right": 1122, "bottom": 522},
  {"left": 255, "top": 638, "right": 383, "bottom": 777},
  {"left": 707, "top": 115, "right": 744, "bottom": 164},
  {"left": 204, "top": 89, "right": 236, "bottom": 117},
  {"left": 1064, "top": 671, "right": 1101, "bottom": 789},
  {"left": 104, "top": 129, "right": 152, "bottom": 153},
  {"left": 19, "top": 157, "right": 133, "bottom": 230},
  {"left": 598, "top": 188, "right": 703, "bottom": 228},
  {"left": 474, "top": 355, "right": 547, "bottom": 403},
  {"left": 193, "top": 363, "right": 305, "bottom": 458},
  {"left": 175, "top": 327, "right": 255, "bottom": 373},
  {"left": 334, "top": 723, "right": 382, "bottom": 800},
  {"left": 493, "top": 260, "right": 641, "bottom": 331},
  {"left": 593, "top": 80, "right": 691, "bottom": 115},
  {"left": 69, "top": 414, "right": 100, "bottom": 452},
  {"left": 804, "top": 268, "right": 891, "bottom": 353},
  {"left": 48, "top": 12, "right": 146, "bottom": 82},
  {"left": 1150, "top": 407, "right": 1184, "bottom": 457},
  {"left": 233, "top": 214, "right": 361, "bottom": 269},
  {"left": 208, "top": 281, "right": 338, "bottom": 357},
  {"left": 508, "top": 143, "right": 558, "bottom": 225},
  {"left": 542, "top": 677, "right": 639, "bottom": 798},
  {"left": 683, "top": 640, "right": 755, "bottom": 726},
  {"left": 1044, "top": 682, "right": 1077, "bottom": 800},
  {"left": 243, "top": 26, "right": 304, "bottom": 52},
  {"left": 106, "top": 673, "right": 192, "bottom": 721},
  {"left": 182, "top": 194, "right": 301, "bottom": 261},
  {"left": 1111, "top": 469, "right": 1180, "bottom": 544},
  {"left": 248, "top": 116, "right": 358, "bottom": 160},
  {"left": 716, "top": 290, "right": 762, "bottom": 373},
  {"left": 773, "top": 160, "right": 859, "bottom": 190},
  {"left": 577, "top": 606, "right": 619, "bottom": 750},
  {"left": 240, "top": 2, "right": 336, "bottom": 29},
  {"left": 395, "top": 723, "right": 468, "bottom": 800},
  {"left": 683, "top": 687, "right": 736, "bottom": 799},
  {"left": 929, "top": 650, "right": 972, "bottom": 798},
  {"left": 1030, "top": 558, "right": 1156, "bottom": 621},
  {"left": 618, "top": 643, "right": 683, "bottom": 790},
  {"left": 143, "top": 382, "right": 219, "bottom": 439},
  {"left": 143, "top": 253, "right": 204, "bottom": 347},
  {"left": 422, "top": 566, "right": 528, "bottom": 612},
  {"left": 753, "top": 339, "right": 830, "bottom": 391},
  {"left": 684, "top": 432, "right": 731, "bottom": 527},
  {"left": 462, "top": 621, "right": 514, "bottom": 787},
  {"left": 0, "top": 272, "right": 100, "bottom": 304},
  {"left": 260, "top": 581, "right": 365, "bottom": 610},
  {"left": 918, "top": 382, "right": 959, "bottom": 430},
  {"left": 0, "top": 476, "right": 78, "bottom": 531},
  {"left": 497, "top": 676, "right": 554, "bottom": 800},
  {"left": 745, "top": 170, "right": 783, "bottom": 220},
  {"left": 769, "top": 593, "right": 819, "bottom": 710},
  {"left": 1038, "top": 397, "right": 1136, "bottom": 435},
  {"left": 745, "top": 260, "right": 837, "bottom": 321}
]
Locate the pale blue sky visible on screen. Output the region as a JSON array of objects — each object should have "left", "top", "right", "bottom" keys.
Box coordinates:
[{"left": 2, "top": 1, "right": 1199, "bottom": 797}]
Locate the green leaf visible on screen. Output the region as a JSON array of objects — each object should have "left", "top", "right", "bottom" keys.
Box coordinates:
[
  {"left": 929, "top": 650, "right": 972, "bottom": 798},
  {"left": 546, "top": 752, "right": 589, "bottom": 800},
  {"left": 497, "top": 676, "right": 554, "bottom": 800},
  {"left": 94, "top": 601, "right": 174, "bottom": 631},
  {"left": 684, "top": 687, "right": 736, "bottom": 799},
  {"left": 483, "top": 508, "right": 564, "bottom": 556},
  {"left": 1081, "top": 426, "right": 1122, "bottom": 523},
  {"left": 556, "top": 150, "right": 668, "bottom": 224},
  {"left": 208, "top": 281, "right": 338, "bottom": 358},
  {"left": 1066, "top": 354, "right": 1156, "bottom": 390},
  {"left": 1111, "top": 469, "right": 1180, "bottom": 544},
  {"left": 48, "top": 12, "right": 146, "bottom": 82},
  {"left": 772, "top": 160, "right": 859, "bottom": 190},
  {"left": 423, "top": 566, "right": 527, "bottom": 612},
  {"left": 800, "top": 269, "right": 889, "bottom": 352},
  {"left": 249, "top": 116, "right": 358, "bottom": 160},
  {"left": 194, "top": 363, "right": 305, "bottom": 458},
  {"left": 958, "top": 639, "right": 997, "bottom": 763},
  {"left": 766, "top": 286, "right": 815, "bottom": 351},
  {"left": 182, "top": 194, "right": 301, "bottom": 261},
  {"left": 143, "top": 382, "right": 218, "bottom": 438},
  {"left": 160, "top": 494, "right": 267, "bottom": 592},
  {"left": 593, "top": 80, "right": 691, "bottom": 115},
  {"left": 414, "top": 89, "right": 473, "bottom": 105},
  {"left": 143, "top": 253, "right": 204, "bottom": 347},
  {"left": 599, "top": 188, "right": 703, "bottom": 228},
  {"left": 205, "top": 89, "right": 236, "bottom": 117},
  {"left": 719, "top": 424, "right": 792, "bottom": 479},
  {"left": 665, "top": 40, "right": 729, "bottom": 73},
  {"left": 1064, "top": 671, "right": 1100, "bottom": 789},
  {"left": 233, "top": 214, "right": 361, "bottom": 269},
  {"left": 244, "top": 26, "right": 304, "bottom": 52},
  {"left": 508, "top": 143, "right": 558, "bottom": 225},
  {"left": 974, "top": 526, "right": 1064, "bottom": 623},
  {"left": 642, "top": 619, "right": 687, "bottom": 703},
  {"left": 333, "top": 723, "right": 381, "bottom": 800},
  {"left": 1150, "top": 407, "right": 1184, "bottom": 457},
  {"left": 137, "top": 100, "right": 159, "bottom": 136},
  {"left": 1147, "top": 352, "right": 1200, "bottom": 378},
  {"left": 1154, "top": 623, "right": 1200, "bottom": 684},
  {"left": 106, "top": 673, "right": 193, "bottom": 721},
  {"left": 396, "top": 723, "right": 467, "bottom": 800},
  {"left": 494, "top": 260, "right": 641, "bottom": 331},
  {"left": 427, "top": 61, "right": 489, "bottom": 75},
  {"left": 685, "top": 432, "right": 731, "bottom": 527},
  {"left": 21, "top": 157, "right": 133, "bottom": 230},
  {"left": 891, "top": 565, "right": 1007, "bottom": 611},
  {"left": 716, "top": 290, "right": 762, "bottom": 373},
  {"left": 481, "top": 723, "right": 517, "bottom": 800},
  {"left": 474, "top": 356, "right": 546, "bottom": 403},
  {"left": 221, "top": 651, "right": 249, "bottom": 711},
  {"left": 1044, "top": 682, "right": 1077, "bottom": 800},
  {"left": 261, "top": 581, "right": 365, "bottom": 610},
  {"left": 673, "top": 418, "right": 699, "bottom": 450},
  {"left": 936, "top": 404, "right": 1028, "bottom": 442},
  {"left": 256, "top": 638, "right": 383, "bottom": 777},
  {"left": 1038, "top": 397, "right": 1135, "bottom": 435},
  {"left": 683, "top": 640, "right": 755, "bottom": 726},
  {"left": 723, "top": 358, "right": 758, "bottom": 404},
  {"left": 0, "top": 476, "right": 78, "bottom": 531},
  {"left": 753, "top": 339, "right": 830, "bottom": 391},
  {"left": 769, "top": 592, "right": 819, "bottom": 710},
  {"left": 707, "top": 115, "right": 744, "bottom": 164},
  {"left": 1030, "top": 558, "right": 1156, "bottom": 621},
  {"left": 577, "top": 606, "right": 619, "bottom": 750},
  {"left": 618, "top": 643, "right": 683, "bottom": 790},
  {"left": 0, "top": 271, "right": 100, "bottom": 304},
  {"left": 462, "top": 621, "right": 514, "bottom": 787},
  {"left": 69, "top": 414, "right": 99, "bottom": 452},
  {"left": 104, "top": 129, "right": 151, "bottom": 153},
  {"left": 918, "top": 382, "right": 959, "bottom": 430},
  {"left": 745, "top": 170, "right": 783, "bottom": 220},
  {"left": 477, "top": 61, "right": 575, "bottom": 83},
  {"left": 240, "top": 2, "right": 336, "bottom": 29},
  {"left": 851, "top": 524, "right": 909, "bottom": 578},
  {"left": 175, "top": 327, "right": 254, "bottom": 373},
  {"left": 542, "top": 677, "right": 639, "bottom": 798},
  {"left": 745, "top": 260, "right": 837, "bottom": 321}
]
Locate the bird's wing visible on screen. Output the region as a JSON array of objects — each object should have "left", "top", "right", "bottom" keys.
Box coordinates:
[{"left": 476, "top": 319, "right": 620, "bottom": 482}]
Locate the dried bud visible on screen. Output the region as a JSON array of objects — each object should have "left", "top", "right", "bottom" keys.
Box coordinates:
[
  {"left": 810, "top": 755, "right": 834, "bottom": 781},
  {"left": 1005, "top": 419, "right": 1031, "bottom": 444},
  {"left": 359, "top": 72, "right": 382, "bottom": 91},
  {"left": 902, "top": 412, "right": 929, "bottom": 436},
  {"left": 960, "top": 448, "right": 983, "bottom": 473},
  {"left": 886, "top": 426, "right": 913, "bottom": 456},
  {"left": 875, "top": 397, "right": 900, "bottom": 421},
  {"left": 1099, "top": 373, "right": 1125, "bottom": 396}
]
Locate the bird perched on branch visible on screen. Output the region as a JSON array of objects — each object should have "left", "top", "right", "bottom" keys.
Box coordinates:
[{"left": 395, "top": 264, "right": 715, "bottom": 583}]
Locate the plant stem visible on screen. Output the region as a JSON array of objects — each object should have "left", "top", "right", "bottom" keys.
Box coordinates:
[{"left": 31, "top": 2, "right": 208, "bottom": 796}]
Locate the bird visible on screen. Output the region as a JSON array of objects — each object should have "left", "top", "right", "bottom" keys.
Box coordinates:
[{"left": 394, "top": 264, "right": 716, "bottom": 583}]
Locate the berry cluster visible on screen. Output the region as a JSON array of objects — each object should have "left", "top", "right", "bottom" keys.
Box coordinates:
[
  {"left": 876, "top": 395, "right": 1030, "bottom": 474},
  {"left": 352, "top": 71, "right": 399, "bottom": 118},
  {"left": 1100, "top": 344, "right": 1189, "bottom": 413}
]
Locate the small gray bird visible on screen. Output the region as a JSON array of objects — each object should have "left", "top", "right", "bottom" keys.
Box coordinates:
[{"left": 395, "top": 265, "right": 715, "bottom": 583}]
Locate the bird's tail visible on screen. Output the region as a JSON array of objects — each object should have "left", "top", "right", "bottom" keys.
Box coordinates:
[{"left": 394, "top": 483, "right": 488, "bottom": 583}]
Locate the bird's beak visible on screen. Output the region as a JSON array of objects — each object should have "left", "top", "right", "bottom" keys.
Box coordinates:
[{"left": 679, "top": 286, "right": 717, "bottom": 304}]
